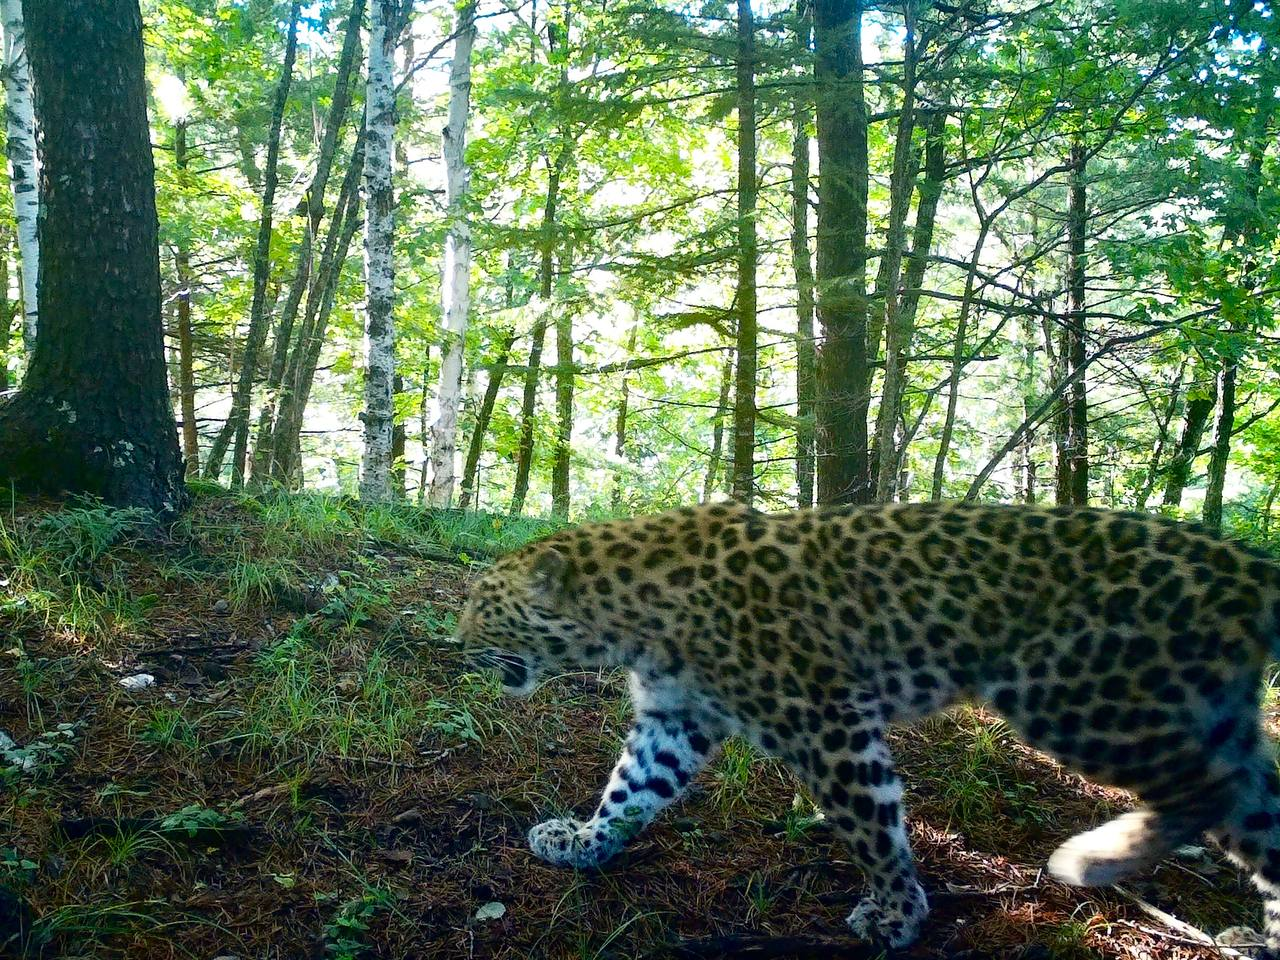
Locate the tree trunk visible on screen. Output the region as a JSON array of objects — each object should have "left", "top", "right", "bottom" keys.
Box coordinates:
[
  {"left": 174, "top": 120, "right": 199, "bottom": 475},
  {"left": 1133, "top": 360, "right": 1185, "bottom": 511},
  {"left": 458, "top": 328, "right": 515, "bottom": 511},
  {"left": 1262, "top": 477, "right": 1279, "bottom": 543},
  {"left": 203, "top": 0, "right": 302, "bottom": 483},
  {"left": 360, "top": 0, "right": 400, "bottom": 503},
  {"left": 864, "top": 5, "right": 918, "bottom": 387},
  {"left": 0, "top": 225, "right": 11, "bottom": 391},
  {"left": 427, "top": 0, "right": 477, "bottom": 507},
  {"left": 1063, "top": 140, "right": 1089, "bottom": 505},
  {"left": 1049, "top": 315, "right": 1071, "bottom": 504},
  {"left": 732, "top": 0, "right": 757, "bottom": 506},
  {"left": 265, "top": 132, "right": 365, "bottom": 482},
  {"left": 550, "top": 292, "right": 574, "bottom": 518},
  {"left": 0, "top": 0, "right": 185, "bottom": 512},
  {"left": 703, "top": 351, "right": 735, "bottom": 502},
  {"left": 1161, "top": 369, "right": 1215, "bottom": 507},
  {"left": 875, "top": 110, "right": 944, "bottom": 501},
  {"left": 252, "top": 0, "right": 364, "bottom": 482},
  {"left": 1201, "top": 89, "right": 1272, "bottom": 529},
  {"left": 929, "top": 220, "right": 990, "bottom": 501},
  {"left": 510, "top": 157, "right": 564, "bottom": 516},
  {"left": 790, "top": 0, "right": 816, "bottom": 510},
  {"left": 1201, "top": 358, "right": 1236, "bottom": 531},
  {"left": 269, "top": 138, "right": 365, "bottom": 484},
  {"left": 611, "top": 316, "right": 640, "bottom": 513},
  {"left": 869, "top": 7, "right": 919, "bottom": 503},
  {"left": 813, "top": 0, "right": 870, "bottom": 505},
  {"left": 2, "top": 0, "right": 38, "bottom": 351},
  {"left": 417, "top": 352, "right": 430, "bottom": 502},
  {"left": 391, "top": 372, "right": 406, "bottom": 497}
]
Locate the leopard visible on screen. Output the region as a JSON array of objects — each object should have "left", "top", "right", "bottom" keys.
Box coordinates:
[{"left": 455, "top": 499, "right": 1280, "bottom": 954}]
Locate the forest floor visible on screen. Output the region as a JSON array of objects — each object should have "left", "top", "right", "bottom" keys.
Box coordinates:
[{"left": 0, "top": 488, "right": 1272, "bottom": 960}]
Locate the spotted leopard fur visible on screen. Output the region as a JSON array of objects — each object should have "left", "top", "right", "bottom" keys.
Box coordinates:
[{"left": 456, "top": 501, "right": 1280, "bottom": 953}]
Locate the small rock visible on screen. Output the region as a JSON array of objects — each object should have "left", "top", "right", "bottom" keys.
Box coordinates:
[
  {"left": 212, "top": 599, "right": 230, "bottom": 615},
  {"left": 473, "top": 901, "right": 506, "bottom": 922},
  {"left": 391, "top": 807, "right": 423, "bottom": 826},
  {"left": 118, "top": 673, "right": 156, "bottom": 691},
  {"left": 470, "top": 793, "right": 496, "bottom": 812},
  {"left": 376, "top": 848, "right": 413, "bottom": 865}
]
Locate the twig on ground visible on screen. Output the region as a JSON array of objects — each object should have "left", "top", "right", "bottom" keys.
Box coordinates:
[{"left": 1112, "top": 883, "right": 1258, "bottom": 959}]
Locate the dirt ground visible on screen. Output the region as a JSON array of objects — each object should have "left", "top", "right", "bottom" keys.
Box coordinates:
[{"left": 0, "top": 492, "right": 1270, "bottom": 959}]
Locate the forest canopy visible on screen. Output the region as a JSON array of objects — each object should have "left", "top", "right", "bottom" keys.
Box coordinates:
[{"left": 0, "top": 0, "right": 1275, "bottom": 534}]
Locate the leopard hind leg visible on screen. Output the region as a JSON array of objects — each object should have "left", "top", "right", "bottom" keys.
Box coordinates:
[
  {"left": 1206, "top": 747, "right": 1280, "bottom": 960},
  {"left": 1047, "top": 802, "right": 1220, "bottom": 887}
]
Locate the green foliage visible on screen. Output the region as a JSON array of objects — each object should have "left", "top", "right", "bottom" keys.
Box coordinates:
[
  {"left": 158, "top": 803, "right": 240, "bottom": 838},
  {"left": 319, "top": 884, "right": 398, "bottom": 960}
]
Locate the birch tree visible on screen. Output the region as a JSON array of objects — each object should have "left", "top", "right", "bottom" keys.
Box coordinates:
[
  {"left": 360, "top": 0, "right": 400, "bottom": 502},
  {"left": 2, "top": 0, "right": 38, "bottom": 350},
  {"left": 427, "top": 0, "right": 477, "bottom": 507}
]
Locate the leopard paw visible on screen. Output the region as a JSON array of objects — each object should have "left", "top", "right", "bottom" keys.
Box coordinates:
[
  {"left": 846, "top": 882, "right": 928, "bottom": 948},
  {"left": 528, "top": 818, "right": 586, "bottom": 865},
  {"left": 528, "top": 818, "right": 617, "bottom": 868},
  {"left": 845, "top": 897, "right": 881, "bottom": 939}
]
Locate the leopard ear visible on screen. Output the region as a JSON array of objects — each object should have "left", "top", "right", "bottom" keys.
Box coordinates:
[{"left": 528, "top": 546, "right": 574, "bottom": 606}]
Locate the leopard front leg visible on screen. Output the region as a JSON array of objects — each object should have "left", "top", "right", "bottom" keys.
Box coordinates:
[
  {"left": 779, "top": 692, "right": 928, "bottom": 948},
  {"left": 529, "top": 708, "right": 719, "bottom": 869}
]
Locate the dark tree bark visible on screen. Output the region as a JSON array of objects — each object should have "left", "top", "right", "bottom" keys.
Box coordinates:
[
  {"left": 703, "top": 351, "right": 735, "bottom": 502},
  {"left": 204, "top": 0, "right": 302, "bottom": 483},
  {"left": 1161, "top": 369, "right": 1215, "bottom": 507},
  {"left": 174, "top": 119, "right": 199, "bottom": 476},
  {"left": 510, "top": 154, "right": 565, "bottom": 516},
  {"left": 0, "top": 225, "right": 10, "bottom": 393},
  {"left": 813, "top": 0, "right": 870, "bottom": 504},
  {"left": 0, "top": 0, "right": 185, "bottom": 512},
  {"left": 551, "top": 299, "right": 574, "bottom": 519},
  {"left": 1133, "top": 360, "right": 1185, "bottom": 511},
  {"left": 869, "top": 4, "right": 919, "bottom": 502},
  {"left": 1063, "top": 140, "right": 1089, "bottom": 505},
  {"left": 732, "top": 0, "right": 758, "bottom": 506},
  {"left": 458, "top": 328, "right": 516, "bottom": 511},
  {"left": 268, "top": 136, "right": 366, "bottom": 482},
  {"left": 790, "top": 0, "right": 816, "bottom": 510},
  {"left": 1201, "top": 360, "right": 1236, "bottom": 531},
  {"left": 864, "top": 4, "right": 918, "bottom": 386},
  {"left": 391, "top": 372, "right": 406, "bottom": 498},
  {"left": 875, "top": 108, "right": 944, "bottom": 502},
  {"left": 252, "top": 0, "right": 364, "bottom": 482},
  {"left": 611, "top": 318, "right": 640, "bottom": 513}
]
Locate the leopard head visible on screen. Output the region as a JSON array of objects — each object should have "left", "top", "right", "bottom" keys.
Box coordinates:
[{"left": 456, "top": 542, "right": 591, "bottom": 696}]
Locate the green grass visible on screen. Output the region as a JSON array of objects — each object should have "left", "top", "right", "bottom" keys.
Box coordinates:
[
  {"left": 134, "top": 707, "right": 199, "bottom": 752},
  {"left": 222, "top": 618, "right": 505, "bottom": 769},
  {"left": 0, "top": 500, "right": 158, "bottom": 646},
  {"left": 924, "top": 709, "right": 1053, "bottom": 833},
  {"left": 225, "top": 551, "right": 297, "bottom": 609}
]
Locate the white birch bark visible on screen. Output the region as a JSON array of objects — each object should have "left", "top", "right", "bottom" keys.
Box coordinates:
[
  {"left": 2, "top": 0, "right": 38, "bottom": 350},
  {"left": 426, "top": 0, "right": 476, "bottom": 507},
  {"left": 359, "top": 0, "right": 399, "bottom": 502}
]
